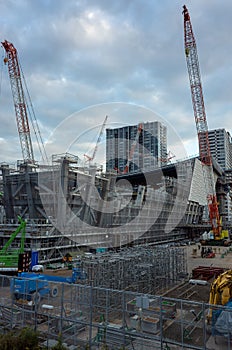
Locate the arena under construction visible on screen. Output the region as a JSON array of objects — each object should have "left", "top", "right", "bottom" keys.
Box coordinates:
[{"left": 0, "top": 152, "right": 227, "bottom": 265}]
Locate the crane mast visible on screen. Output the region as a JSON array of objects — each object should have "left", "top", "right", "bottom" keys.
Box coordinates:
[
  {"left": 2, "top": 40, "right": 34, "bottom": 164},
  {"left": 182, "top": 5, "right": 221, "bottom": 237}
]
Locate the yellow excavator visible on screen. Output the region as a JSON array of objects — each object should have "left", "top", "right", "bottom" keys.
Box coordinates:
[{"left": 208, "top": 270, "right": 232, "bottom": 337}]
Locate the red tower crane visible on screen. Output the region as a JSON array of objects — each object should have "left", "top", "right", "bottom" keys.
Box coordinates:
[
  {"left": 2, "top": 40, "right": 34, "bottom": 164},
  {"left": 182, "top": 5, "right": 221, "bottom": 238},
  {"left": 158, "top": 150, "right": 175, "bottom": 164}
]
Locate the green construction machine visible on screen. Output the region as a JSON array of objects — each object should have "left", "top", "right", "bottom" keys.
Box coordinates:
[{"left": 0, "top": 216, "right": 26, "bottom": 272}]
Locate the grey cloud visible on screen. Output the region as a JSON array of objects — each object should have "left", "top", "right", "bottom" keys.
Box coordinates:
[{"left": 0, "top": 0, "right": 232, "bottom": 163}]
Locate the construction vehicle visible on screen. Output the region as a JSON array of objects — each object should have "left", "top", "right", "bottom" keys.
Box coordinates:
[
  {"left": 182, "top": 6, "right": 229, "bottom": 246},
  {"left": 200, "top": 247, "right": 215, "bottom": 259},
  {"left": 200, "top": 229, "right": 230, "bottom": 247},
  {"left": 0, "top": 216, "right": 27, "bottom": 272},
  {"left": 207, "top": 269, "right": 232, "bottom": 337},
  {"left": 11, "top": 267, "right": 87, "bottom": 303}
]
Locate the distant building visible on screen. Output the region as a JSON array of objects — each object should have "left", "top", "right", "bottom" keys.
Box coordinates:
[
  {"left": 208, "top": 128, "right": 232, "bottom": 170},
  {"left": 207, "top": 128, "right": 232, "bottom": 226},
  {"left": 224, "top": 169, "right": 232, "bottom": 224},
  {"left": 106, "top": 121, "right": 167, "bottom": 173}
]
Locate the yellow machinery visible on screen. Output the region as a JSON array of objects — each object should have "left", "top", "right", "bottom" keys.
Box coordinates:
[
  {"left": 209, "top": 270, "right": 232, "bottom": 309},
  {"left": 208, "top": 269, "right": 232, "bottom": 337}
]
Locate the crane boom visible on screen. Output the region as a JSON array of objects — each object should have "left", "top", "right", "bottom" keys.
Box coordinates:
[
  {"left": 2, "top": 40, "right": 34, "bottom": 164},
  {"left": 84, "top": 115, "right": 108, "bottom": 162},
  {"left": 182, "top": 5, "right": 221, "bottom": 237}
]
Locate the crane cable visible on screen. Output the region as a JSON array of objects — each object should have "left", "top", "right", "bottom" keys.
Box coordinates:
[{"left": 18, "top": 56, "right": 49, "bottom": 165}]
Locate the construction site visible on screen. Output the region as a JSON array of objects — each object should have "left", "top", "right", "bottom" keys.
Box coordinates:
[
  {"left": 0, "top": 245, "right": 232, "bottom": 349},
  {"left": 0, "top": 4, "right": 232, "bottom": 350}
]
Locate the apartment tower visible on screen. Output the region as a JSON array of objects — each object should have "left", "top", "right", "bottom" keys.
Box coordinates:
[
  {"left": 208, "top": 128, "right": 232, "bottom": 170},
  {"left": 106, "top": 121, "right": 167, "bottom": 173},
  {"left": 208, "top": 128, "right": 232, "bottom": 225}
]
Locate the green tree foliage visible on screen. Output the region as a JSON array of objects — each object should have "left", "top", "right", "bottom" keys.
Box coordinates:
[
  {"left": 0, "top": 327, "right": 68, "bottom": 350},
  {"left": 0, "top": 327, "right": 40, "bottom": 350}
]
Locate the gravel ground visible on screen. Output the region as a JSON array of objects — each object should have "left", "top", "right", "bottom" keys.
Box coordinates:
[{"left": 186, "top": 244, "right": 232, "bottom": 276}]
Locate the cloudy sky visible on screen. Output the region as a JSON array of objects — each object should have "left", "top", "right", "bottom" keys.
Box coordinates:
[{"left": 0, "top": 0, "right": 232, "bottom": 166}]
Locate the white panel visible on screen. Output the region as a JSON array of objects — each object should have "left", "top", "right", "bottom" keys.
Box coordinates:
[{"left": 188, "top": 158, "right": 207, "bottom": 205}]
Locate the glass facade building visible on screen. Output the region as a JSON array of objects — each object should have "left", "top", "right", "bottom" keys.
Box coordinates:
[{"left": 106, "top": 121, "right": 167, "bottom": 173}]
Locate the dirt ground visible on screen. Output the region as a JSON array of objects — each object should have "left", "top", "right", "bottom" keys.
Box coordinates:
[
  {"left": 186, "top": 244, "right": 232, "bottom": 276},
  {"left": 161, "top": 243, "right": 232, "bottom": 304}
]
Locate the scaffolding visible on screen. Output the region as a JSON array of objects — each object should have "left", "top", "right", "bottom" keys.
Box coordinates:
[
  {"left": 81, "top": 246, "right": 187, "bottom": 295},
  {"left": 0, "top": 156, "right": 220, "bottom": 264}
]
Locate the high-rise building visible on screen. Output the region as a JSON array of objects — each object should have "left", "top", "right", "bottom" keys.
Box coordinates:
[
  {"left": 208, "top": 128, "right": 232, "bottom": 170},
  {"left": 106, "top": 121, "right": 167, "bottom": 173},
  {"left": 208, "top": 128, "right": 232, "bottom": 226}
]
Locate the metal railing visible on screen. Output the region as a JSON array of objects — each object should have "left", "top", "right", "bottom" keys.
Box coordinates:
[{"left": 0, "top": 274, "right": 232, "bottom": 349}]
